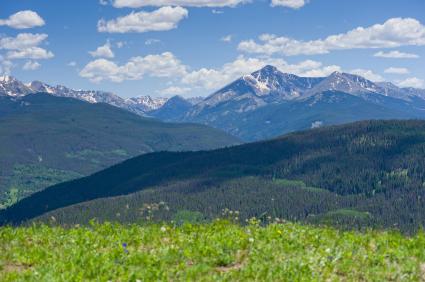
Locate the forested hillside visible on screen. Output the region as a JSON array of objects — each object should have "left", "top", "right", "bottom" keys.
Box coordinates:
[
  {"left": 0, "top": 94, "right": 239, "bottom": 208},
  {"left": 3, "top": 120, "right": 425, "bottom": 232}
]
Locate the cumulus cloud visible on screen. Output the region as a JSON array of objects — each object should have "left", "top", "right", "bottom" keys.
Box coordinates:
[
  {"left": 98, "top": 6, "right": 188, "bottom": 33},
  {"left": 0, "top": 56, "right": 13, "bottom": 75},
  {"left": 212, "top": 9, "right": 224, "bottom": 14},
  {"left": 374, "top": 50, "right": 419, "bottom": 59},
  {"left": 238, "top": 18, "right": 425, "bottom": 56},
  {"left": 145, "top": 38, "right": 161, "bottom": 45},
  {"left": 112, "top": 0, "right": 248, "bottom": 8},
  {"left": 116, "top": 41, "right": 126, "bottom": 48},
  {"left": 22, "top": 60, "right": 41, "bottom": 70},
  {"left": 0, "top": 33, "right": 54, "bottom": 60},
  {"left": 350, "top": 69, "right": 384, "bottom": 82},
  {"left": 0, "top": 10, "right": 45, "bottom": 29},
  {"left": 182, "top": 56, "right": 342, "bottom": 90},
  {"left": 221, "top": 35, "right": 232, "bottom": 43},
  {"left": 89, "top": 42, "right": 115, "bottom": 58},
  {"left": 79, "top": 52, "right": 187, "bottom": 83},
  {"left": 0, "top": 33, "right": 48, "bottom": 50},
  {"left": 68, "top": 61, "right": 77, "bottom": 67},
  {"left": 160, "top": 86, "right": 191, "bottom": 95},
  {"left": 7, "top": 47, "right": 54, "bottom": 60},
  {"left": 271, "top": 0, "right": 308, "bottom": 9},
  {"left": 397, "top": 77, "right": 425, "bottom": 89},
  {"left": 384, "top": 67, "right": 409, "bottom": 74}
]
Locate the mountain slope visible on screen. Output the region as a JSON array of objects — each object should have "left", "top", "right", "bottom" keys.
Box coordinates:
[
  {"left": 0, "top": 93, "right": 239, "bottom": 207},
  {"left": 3, "top": 120, "right": 425, "bottom": 232}
]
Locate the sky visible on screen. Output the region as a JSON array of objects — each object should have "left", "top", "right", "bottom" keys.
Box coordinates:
[{"left": 1, "top": 0, "right": 425, "bottom": 98}]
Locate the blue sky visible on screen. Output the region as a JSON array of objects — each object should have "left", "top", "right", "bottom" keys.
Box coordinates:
[{"left": 1, "top": 0, "right": 425, "bottom": 98}]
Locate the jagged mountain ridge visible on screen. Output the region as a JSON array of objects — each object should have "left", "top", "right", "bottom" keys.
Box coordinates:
[{"left": 0, "top": 76, "right": 168, "bottom": 115}]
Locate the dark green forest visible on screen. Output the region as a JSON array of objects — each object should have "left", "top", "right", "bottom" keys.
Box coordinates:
[
  {"left": 0, "top": 94, "right": 239, "bottom": 207},
  {"left": 3, "top": 120, "right": 425, "bottom": 233}
]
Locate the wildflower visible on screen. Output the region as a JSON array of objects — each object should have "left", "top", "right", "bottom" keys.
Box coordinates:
[
  {"left": 122, "top": 243, "right": 129, "bottom": 254},
  {"left": 160, "top": 226, "right": 167, "bottom": 232},
  {"left": 248, "top": 237, "right": 254, "bottom": 243}
]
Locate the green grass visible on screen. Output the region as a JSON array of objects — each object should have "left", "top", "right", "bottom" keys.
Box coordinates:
[{"left": 1, "top": 221, "right": 425, "bottom": 281}]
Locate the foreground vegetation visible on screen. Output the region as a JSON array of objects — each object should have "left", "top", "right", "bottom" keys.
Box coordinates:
[{"left": 1, "top": 221, "right": 425, "bottom": 281}]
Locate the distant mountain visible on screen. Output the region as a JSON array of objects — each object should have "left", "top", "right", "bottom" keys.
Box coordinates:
[
  {"left": 0, "top": 76, "right": 168, "bottom": 115},
  {"left": 127, "top": 96, "right": 168, "bottom": 112},
  {"left": 148, "top": 66, "right": 425, "bottom": 141},
  {"left": 0, "top": 93, "right": 239, "bottom": 208},
  {"left": 150, "top": 95, "right": 193, "bottom": 121},
  {"left": 4, "top": 120, "right": 425, "bottom": 233}
]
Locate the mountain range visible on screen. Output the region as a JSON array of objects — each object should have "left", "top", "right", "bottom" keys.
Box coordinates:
[
  {"left": 0, "top": 75, "right": 170, "bottom": 115},
  {"left": 3, "top": 66, "right": 425, "bottom": 141},
  {"left": 3, "top": 120, "right": 425, "bottom": 233},
  {"left": 157, "top": 66, "right": 425, "bottom": 140},
  {"left": 0, "top": 93, "right": 239, "bottom": 208}
]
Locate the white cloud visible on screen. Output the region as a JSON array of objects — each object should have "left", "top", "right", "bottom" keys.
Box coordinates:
[
  {"left": 145, "top": 38, "right": 161, "bottom": 45},
  {"left": 79, "top": 52, "right": 187, "bottom": 83},
  {"left": 350, "top": 69, "right": 384, "bottom": 82},
  {"left": 7, "top": 47, "right": 54, "bottom": 60},
  {"left": 0, "top": 56, "right": 13, "bottom": 75},
  {"left": 238, "top": 18, "right": 425, "bottom": 56},
  {"left": 22, "top": 60, "right": 41, "bottom": 71},
  {"left": 116, "top": 41, "right": 126, "bottom": 48},
  {"left": 0, "top": 10, "right": 45, "bottom": 29},
  {"left": 374, "top": 50, "right": 419, "bottom": 59},
  {"left": 99, "top": 0, "right": 109, "bottom": 5},
  {"left": 0, "top": 33, "right": 48, "bottom": 50},
  {"left": 221, "top": 35, "right": 232, "bottom": 43},
  {"left": 212, "top": 9, "right": 224, "bottom": 14},
  {"left": 98, "top": 6, "right": 188, "bottom": 33},
  {"left": 112, "top": 0, "right": 248, "bottom": 8},
  {"left": 182, "top": 56, "right": 342, "bottom": 90},
  {"left": 271, "top": 0, "right": 308, "bottom": 9},
  {"left": 300, "top": 64, "right": 341, "bottom": 77},
  {"left": 384, "top": 67, "right": 409, "bottom": 74},
  {"left": 0, "top": 33, "right": 54, "bottom": 61},
  {"left": 89, "top": 42, "right": 115, "bottom": 58},
  {"left": 160, "top": 86, "right": 191, "bottom": 95},
  {"left": 397, "top": 77, "right": 425, "bottom": 89},
  {"left": 68, "top": 61, "right": 77, "bottom": 67}
]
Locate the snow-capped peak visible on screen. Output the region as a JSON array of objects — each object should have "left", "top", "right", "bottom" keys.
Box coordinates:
[{"left": 0, "top": 75, "right": 16, "bottom": 83}]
